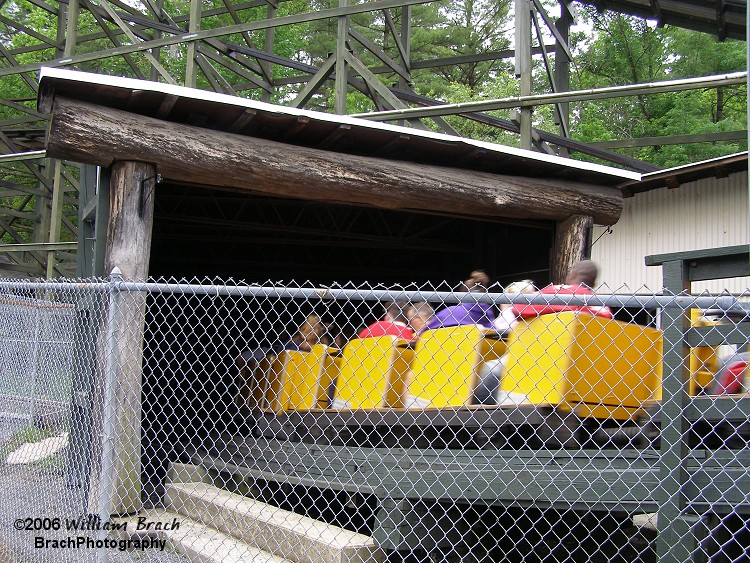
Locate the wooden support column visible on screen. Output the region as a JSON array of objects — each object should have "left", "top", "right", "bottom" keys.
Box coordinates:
[
  {"left": 33, "top": 159, "right": 53, "bottom": 263},
  {"left": 104, "top": 160, "right": 156, "bottom": 278},
  {"left": 515, "top": 0, "right": 533, "bottom": 150},
  {"left": 554, "top": 0, "right": 572, "bottom": 153},
  {"left": 260, "top": 3, "right": 276, "bottom": 104},
  {"left": 550, "top": 214, "right": 592, "bottom": 284},
  {"left": 185, "top": 0, "right": 201, "bottom": 87},
  {"left": 334, "top": 0, "right": 349, "bottom": 114},
  {"left": 95, "top": 160, "right": 156, "bottom": 516},
  {"left": 46, "top": 159, "right": 65, "bottom": 278},
  {"left": 150, "top": 0, "right": 164, "bottom": 82},
  {"left": 46, "top": 98, "right": 624, "bottom": 225},
  {"left": 63, "top": 0, "right": 79, "bottom": 59}
]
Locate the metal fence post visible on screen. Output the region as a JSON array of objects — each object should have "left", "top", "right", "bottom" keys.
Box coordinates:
[
  {"left": 96, "top": 267, "right": 122, "bottom": 563},
  {"left": 66, "top": 288, "right": 100, "bottom": 503},
  {"left": 657, "top": 260, "right": 703, "bottom": 563},
  {"left": 26, "top": 297, "right": 42, "bottom": 426}
]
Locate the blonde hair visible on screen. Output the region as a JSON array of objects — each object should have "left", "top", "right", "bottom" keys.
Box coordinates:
[{"left": 505, "top": 279, "right": 535, "bottom": 294}]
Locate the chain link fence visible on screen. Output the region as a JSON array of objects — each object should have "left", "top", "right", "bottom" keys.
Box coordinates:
[
  {"left": 0, "top": 292, "right": 76, "bottom": 440},
  {"left": 0, "top": 274, "right": 748, "bottom": 562}
]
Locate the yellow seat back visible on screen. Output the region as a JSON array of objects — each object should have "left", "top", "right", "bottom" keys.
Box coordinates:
[
  {"left": 502, "top": 312, "right": 663, "bottom": 420},
  {"left": 262, "top": 345, "right": 336, "bottom": 413},
  {"left": 408, "top": 325, "right": 506, "bottom": 408},
  {"left": 334, "top": 336, "right": 413, "bottom": 409}
]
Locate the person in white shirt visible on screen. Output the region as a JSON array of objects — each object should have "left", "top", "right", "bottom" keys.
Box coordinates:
[
  {"left": 492, "top": 279, "right": 536, "bottom": 336},
  {"left": 474, "top": 279, "right": 536, "bottom": 405}
]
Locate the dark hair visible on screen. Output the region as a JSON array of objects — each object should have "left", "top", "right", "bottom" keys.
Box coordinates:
[
  {"left": 384, "top": 301, "right": 412, "bottom": 324},
  {"left": 567, "top": 260, "right": 599, "bottom": 288}
]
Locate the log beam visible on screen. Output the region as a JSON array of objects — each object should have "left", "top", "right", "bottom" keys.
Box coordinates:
[
  {"left": 105, "top": 160, "right": 156, "bottom": 278},
  {"left": 550, "top": 214, "right": 593, "bottom": 284},
  {"left": 93, "top": 160, "right": 155, "bottom": 516},
  {"left": 46, "top": 96, "right": 623, "bottom": 225}
]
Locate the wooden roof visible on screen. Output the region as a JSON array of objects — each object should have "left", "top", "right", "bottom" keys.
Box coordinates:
[
  {"left": 575, "top": 0, "right": 746, "bottom": 41},
  {"left": 38, "top": 68, "right": 639, "bottom": 188},
  {"left": 621, "top": 152, "right": 748, "bottom": 196}
]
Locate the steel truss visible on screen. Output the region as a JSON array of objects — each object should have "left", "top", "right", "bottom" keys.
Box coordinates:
[{"left": 0, "top": 0, "right": 745, "bottom": 277}]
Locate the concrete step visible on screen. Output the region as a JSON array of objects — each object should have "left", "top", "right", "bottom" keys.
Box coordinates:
[
  {"left": 116, "top": 508, "right": 292, "bottom": 563},
  {"left": 165, "top": 480, "right": 383, "bottom": 563}
]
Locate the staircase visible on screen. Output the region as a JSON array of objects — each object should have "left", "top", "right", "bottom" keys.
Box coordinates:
[{"left": 115, "top": 463, "right": 384, "bottom": 563}]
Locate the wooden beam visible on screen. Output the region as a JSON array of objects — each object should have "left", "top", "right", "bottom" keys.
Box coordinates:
[
  {"left": 515, "top": 0, "right": 532, "bottom": 150},
  {"left": 260, "top": 2, "right": 276, "bottom": 102},
  {"left": 349, "top": 27, "right": 410, "bottom": 82},
  {"left": 291, "top": 55, "right": 336, "bottom": 108},
  {"left": 98, "top": 159, "right": 156, "bottom": 515},
  {"left": 46, "top": 159, "right": 65, "bottom": 277},
  {"left": 46, "top": 97, "right": 624, "bottom": 225},
  {"left": 78, "top": 0, "right": 147, "bottom": 80},
  {"left": 0, "top": 241, "right": 77, "bottom": 252},
  {"left": 98, "top": 0, "right": 176, "bottom": 84},
  {"left": 334, "top": 0, "right": 349, "bottom": 115},
  {"left": 185, "top": 0, "right": 201, "bottom": 87},
  {"left": 531, "top": 0, "right": 572, "bottom": 61},
  {"left": 590, "top": 130, "right": 748, "bottom": 148},
  {"left": 550, "top": 214, "right": 593, "bottom": 284},
  {"left": 532, "top": 4, "right": 569, "bottom": 138},
  {"left": 0, "top": 0, "right": 436, "bottom": 78}
]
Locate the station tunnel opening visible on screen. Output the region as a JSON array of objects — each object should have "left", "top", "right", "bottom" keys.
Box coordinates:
[{"left": 141, "top": 182, "right": 556, "bottom": 502}]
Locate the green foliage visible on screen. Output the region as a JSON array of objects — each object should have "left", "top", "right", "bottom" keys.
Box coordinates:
[
  {"left": 410, "top": 0, "right": 512, "bottom": 95},
  {"left": 0, "top": 0, "right": 746, "bottom": 169},
  {"left": 570, "top": 8, "right": 747, "bottom": 167}
]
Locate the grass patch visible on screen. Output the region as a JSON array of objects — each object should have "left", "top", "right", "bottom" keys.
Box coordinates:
[{"left": 0, "top": 425, "right": 62, "bottom": 463}]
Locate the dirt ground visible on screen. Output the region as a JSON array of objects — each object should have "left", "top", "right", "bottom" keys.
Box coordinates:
[{"left": 0, "top": 451, "right": 188, "bottom": 563}]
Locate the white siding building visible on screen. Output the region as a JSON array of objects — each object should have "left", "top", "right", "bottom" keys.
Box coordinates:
[{"left": 590, "top": 153, "right": 749, "bottom": 294}]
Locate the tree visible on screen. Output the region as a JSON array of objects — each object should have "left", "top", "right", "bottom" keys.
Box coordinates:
[
  {"left": 411, "top": 0, "right": 512, "bottom": 95},
  {"left": 569, "top": 8, "right": 747, "bottom": 167}
]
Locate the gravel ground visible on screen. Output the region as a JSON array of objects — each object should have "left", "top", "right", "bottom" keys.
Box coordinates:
[{"left": 0, "top": 452, "right": 190, "bottom": 563}]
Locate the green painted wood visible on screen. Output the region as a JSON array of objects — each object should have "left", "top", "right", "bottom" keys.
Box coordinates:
[
  {"left": 657, "top": 514, "right": 705, "bottom": 563},
  {"left": 685, "top": 470, "right": 750, "bottom": 511},
  {"left": 685, "top": 254, "right": 750, "bottom": 282},
  {"left": 685, "top": 323, "right": 750, "bottom": 347},
  {"left": 645, "top": 246, "right": 750, "bottom": 562},
  {"left": 76, "top": 164, "right": 109, "bottom": 277},
  {"left": 684, "top": 396, "right": 750, "bottom": 422},
  {"left": 645, "top": 245, "right": 750, "bottom": 282},
  {"left": 93, "top": 168, "right": 109, "bottom": 277},
  {"left": 372, "top": 498, "right": 406, "bottom": 550},
  {"left": 65, "top": 298, "right": 101, "bottom": 495},
  {"left": 190, "top": 444, "right": 750, "bottom": 517},
  {"left": 645, "top": 245, "right": 750, "bottom": 267},
  {"left": 657, "top": 259, "right": 695, "bottom": 563}
]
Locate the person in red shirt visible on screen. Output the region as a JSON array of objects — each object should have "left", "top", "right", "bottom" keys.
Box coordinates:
[
  {"left": 512, "top": 260, "right": 613, "bottom": 320},
  {"left": 358, "top": 301, "right": 415, "bottom": 340}
]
